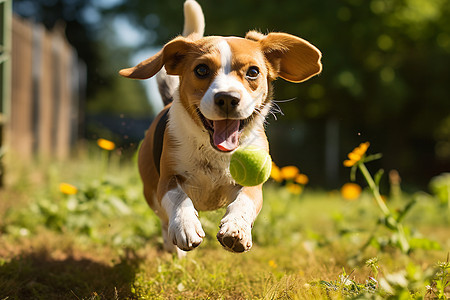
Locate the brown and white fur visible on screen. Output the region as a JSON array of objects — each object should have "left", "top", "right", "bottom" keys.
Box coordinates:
[{"left": 120, "top": 0, "right": 322, "bottom": 257}]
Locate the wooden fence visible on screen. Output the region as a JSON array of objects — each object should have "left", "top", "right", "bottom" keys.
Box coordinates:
[
  {"left": 0, "top": 0, "right": 12, "bottom": 187},
  {"left": 7, "top": 15, "right": 85, "bottom": 160}
]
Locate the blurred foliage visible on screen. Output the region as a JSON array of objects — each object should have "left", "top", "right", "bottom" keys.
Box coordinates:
[
  {"left": 87, "top": 63, "right": 151, "bottom": 117},
  {"left": 12, "top": 0, "right": 450, "bottom": 187},
  {"left": 109, "top": 0, "right": 450, "bottom": 126},
  {"left": 429, "top": 172, "right": 450, "bottom": 206},
  {"left": 109, "top": 0, "right": 450, "bottom": 187}
]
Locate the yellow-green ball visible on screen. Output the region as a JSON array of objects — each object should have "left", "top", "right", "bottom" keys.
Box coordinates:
[{"left": 229, "top": 146, "right": 272, "bottom": 186}]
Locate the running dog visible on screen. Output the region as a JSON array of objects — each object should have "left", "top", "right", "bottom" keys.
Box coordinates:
[{"left": 120, "top": 0, "right": 322, "bottom": 257}]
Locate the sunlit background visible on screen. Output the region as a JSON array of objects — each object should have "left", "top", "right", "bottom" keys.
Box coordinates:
[
  {"left": 1, "top": 1, "right": 449, "bottom": 298},
  {"left": 3, "top": 0, "right": 450, "bottom": 189}
]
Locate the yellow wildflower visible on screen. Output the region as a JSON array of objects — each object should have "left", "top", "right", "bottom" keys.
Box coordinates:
[
  {"left": 348, "top": 152, "right": 361, "bottom": 162},
  {"left": 287, "top": 183, "right": 303, "bottom": 195},
  {"left": 97, "top": 138, "right": 116, "bottom": 151},
  {"left": 354, "top": 142, "right": 370, "bottom": 156},
  {"left": 341, "top": 183, "right": 362, "bottom": 200},
  {"left": 280, "top": 166, "right": 299, "bottom": 180},
  {"left": 343, "top": 159, "right": 357, "bottom": 167},
  {"left": 343, "top": 142, "right": 370, "bottom": 167},
  {"left": 59, "top": 183, "right": 78, "bottom": 195},
  {"left": 270, "top": 162, "right": 283, "bottom": 182},
  {"left": 268, "top": 260, "right": 278, "bottom": 268},
  {"left": 295, "top": 173, "right": 309, "bottom": 185}
]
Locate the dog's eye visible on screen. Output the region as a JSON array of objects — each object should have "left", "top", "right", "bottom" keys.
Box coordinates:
[
  {"left": 194, "top": 64, "right": 210, "bottom": 79},
  {"left": 246, "top": 66, "right": 260, "bottom": 80}
]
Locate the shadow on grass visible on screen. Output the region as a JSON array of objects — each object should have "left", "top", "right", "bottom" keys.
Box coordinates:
[{"left": 0, "top": 249, "right": 140, "bottom": 299}]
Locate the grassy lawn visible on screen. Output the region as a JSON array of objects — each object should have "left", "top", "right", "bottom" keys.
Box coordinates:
[{"left": 0, "top": 149, "right": 449, "bottom": 299}]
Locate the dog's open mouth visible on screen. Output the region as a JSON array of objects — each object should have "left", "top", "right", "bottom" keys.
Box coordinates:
[{"left": 196, "top": 108, "right": 253, "bottom": 152}]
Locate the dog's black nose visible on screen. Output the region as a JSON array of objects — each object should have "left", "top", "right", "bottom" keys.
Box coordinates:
[{"left": 214, "top": 91, "right": 241, "bottom": 113}]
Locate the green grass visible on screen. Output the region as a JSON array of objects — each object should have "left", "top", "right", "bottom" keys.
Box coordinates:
[{"left": 0, "top": 148, "right": 449, "bottom": 299}]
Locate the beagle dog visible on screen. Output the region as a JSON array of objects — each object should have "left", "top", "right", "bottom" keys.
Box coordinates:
[{"left": 120, "top": 0, "right": 322, "bottom": 257}]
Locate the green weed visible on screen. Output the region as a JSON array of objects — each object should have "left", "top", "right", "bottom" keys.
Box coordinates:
[
  {"left": 0, "top": 143, "right": 449, "bottom": 299},
  {"left": 344, "top": 142, "right": 442, "bottom": 257},
  {"left": 427, "top": 254, "right": 450, "bottom": 299}
]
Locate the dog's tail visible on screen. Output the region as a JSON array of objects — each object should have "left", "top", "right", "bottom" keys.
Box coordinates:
[
  {"left": 182, "top": 0, "right": 205, "bottom": 40},
  {"left": 157, "top": 0, "right": 205, "bottom": 105}
]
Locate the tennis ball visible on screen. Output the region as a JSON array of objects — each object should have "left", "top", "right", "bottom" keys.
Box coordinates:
[{"left": 229, "top": 146, "right": 272, "bottom": 186}]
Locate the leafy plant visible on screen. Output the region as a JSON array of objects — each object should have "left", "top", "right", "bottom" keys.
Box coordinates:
[
  {"left": 3, "top": 175, "right": 160, "bottom": 249},
  {"left": 427, "top": 254, "right": 450, "bottom": 299},
  {"left": 1, "top": 139, "right": 161, "bottom": 250},
  {"left": 316, "top": 256, "right": 450, "bottom": 299},
  {"left": 317, "top": 258, "right": 380, "bottom": 298},
  {"left": 344, "top": 142, "right": 440, "bottom": 255}
]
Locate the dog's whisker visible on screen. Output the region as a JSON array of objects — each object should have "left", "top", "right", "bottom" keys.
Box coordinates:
[
  {"left": 268, "top": 111, "right": 278, "bottom": 121},
  {"left": 254, "top": 106, "right": 269, "bottom": 124},
  {"left": 272, "top": 97, "right": 297, "bottom": 103},
  {"left": 267, "top": 102, "right": 284, "bottom": 120},
  {"left": 254, "top": 110, "right": 265, "bottom": 122}
]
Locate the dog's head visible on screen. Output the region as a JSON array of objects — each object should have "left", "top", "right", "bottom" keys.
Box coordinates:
[{"left": 120, "top": 32, "right": 322, "bottom": 152}]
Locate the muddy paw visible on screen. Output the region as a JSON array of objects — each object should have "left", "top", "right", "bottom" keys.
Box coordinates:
[{"left": 216, "top": 216, "right": 252, "bottom": 253}]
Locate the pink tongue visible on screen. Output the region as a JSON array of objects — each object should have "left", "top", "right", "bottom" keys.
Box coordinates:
[{"left": 213, "top": 120, "right": 240, "bottom": 151}]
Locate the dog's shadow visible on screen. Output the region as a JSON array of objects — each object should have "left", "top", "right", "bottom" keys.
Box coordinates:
[{"left": 0, "top": 248, "right": 141, "bottom": 299}]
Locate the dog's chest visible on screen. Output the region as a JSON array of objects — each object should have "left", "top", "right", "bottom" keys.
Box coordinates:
[{"left": 173, "top": 143, "right": 240, "bottom": 211}]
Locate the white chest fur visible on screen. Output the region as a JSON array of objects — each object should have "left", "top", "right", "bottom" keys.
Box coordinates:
[{"left": 167, "top": 95, "right": 242, "bottom": 210}]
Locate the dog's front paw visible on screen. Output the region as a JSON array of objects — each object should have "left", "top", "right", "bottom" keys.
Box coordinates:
[
  {"left": 217, "top": 215, "right": 252, "bottom": 253},
  {"left": 168, "top": 208, "right": 205, "bottom": 251}
]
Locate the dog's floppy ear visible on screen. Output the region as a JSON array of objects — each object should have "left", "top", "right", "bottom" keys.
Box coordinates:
[
  {"left": 258, "top": 32, "right": 322, "bottom": 83},
  {"left": 119, "top": 37, "right": 195, "bottom": 79}
]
